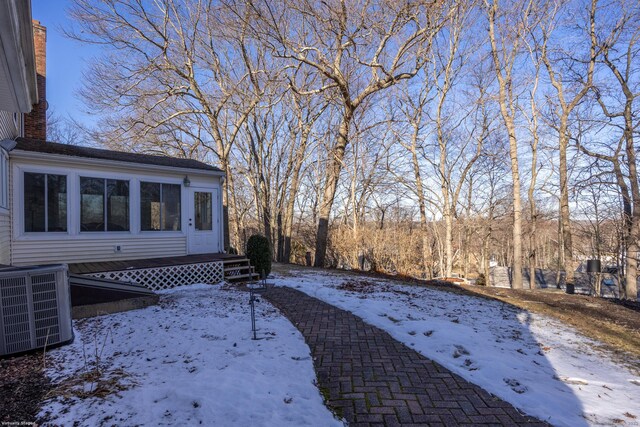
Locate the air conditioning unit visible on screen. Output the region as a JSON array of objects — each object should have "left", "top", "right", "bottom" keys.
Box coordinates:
[{"left": 0, "top": 264, "right": 73, "bottom": 357}]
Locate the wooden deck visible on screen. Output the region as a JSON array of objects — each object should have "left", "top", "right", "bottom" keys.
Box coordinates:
[{"left": 69, "top": 253, "right": 245, "bottom": 274}]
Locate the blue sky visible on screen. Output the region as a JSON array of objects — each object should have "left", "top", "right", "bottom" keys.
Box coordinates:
[{"left": 32, "top": 0, "right": 98, "bottom": 125}]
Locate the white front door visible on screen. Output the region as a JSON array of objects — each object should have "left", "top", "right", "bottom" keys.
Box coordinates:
[{"left": 187, "top": 188, "right": 218, "bottom": 254}]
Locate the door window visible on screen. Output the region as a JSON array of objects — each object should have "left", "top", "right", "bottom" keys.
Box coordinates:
[{"left": 194, "top": 192, "right": 212, "bottom": 231}]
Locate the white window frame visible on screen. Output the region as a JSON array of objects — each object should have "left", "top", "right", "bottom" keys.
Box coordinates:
[
  {"left": 79, "top": 176, "right": 132, "bottom": 233},
  {"left": 23, "top": 171, "right": 68, "bottom": 233},
  {"left": 11, "top": 160, "right": 207, "bottom": 242},
  {"left": 140, "top": 181, "right": 182, "bottom": 232}
]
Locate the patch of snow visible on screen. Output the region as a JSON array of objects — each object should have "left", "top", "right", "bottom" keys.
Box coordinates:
[
  {"left": 277, "top": 269, "right": 640, "bottom": 427},
  {"left": 40, "top": 284, "right": 342, "bottom": 427}
]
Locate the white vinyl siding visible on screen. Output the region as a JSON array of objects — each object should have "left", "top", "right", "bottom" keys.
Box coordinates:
[
  {"left": 0, "top": 212, "right": 10, "bottom": 264},
  {"left": 11, "top": 235, "right": 186, "bottom": 266},
  {"left": 0, "top": 110, "right": 19, "bottom": 140},
  {"left": 0, "top": 150, "right": 11, "bottom": 264}
]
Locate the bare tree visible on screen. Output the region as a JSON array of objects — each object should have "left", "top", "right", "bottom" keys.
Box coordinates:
[
  {"left": 248, "top": 0, "right": 450, "bottom": 266},
  {"left": 522, "top": 31, "right": 544, "bottom": 290},
  {"left": 484, "top": 0, "right": 537, "bottom": 289},
  {"left": 391, "top": 81, "right": 436, "bottom": 277},
  {"left": 46, "top": 109, "right": 86, "bottom": 146},
  {"left": 68, "top": 0, "right": 268, "bottom": 249},
  {"left": 280, "top": 74, "right": 329, "bottom": 262},
  {"left": 593, "top": 1, "right": 639, "bottom": 299},
  {"left": 427, "top": 2, "right": 486, "bottom": 277},
  {"left": 538, "top": 0, "right": 598, "bottom": 286}
]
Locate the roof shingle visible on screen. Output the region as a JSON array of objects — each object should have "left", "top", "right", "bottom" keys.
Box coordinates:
[{"left": 14, "top": 138, "right": 222, "bottom": 173}]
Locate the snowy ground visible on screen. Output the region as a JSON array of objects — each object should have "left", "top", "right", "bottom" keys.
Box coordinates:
[
  {"left": 276, "top": 269, "right": 640, "bottom": 427},
  {"left": 40, "top": 284, "right": 342, "bottom": 427}
]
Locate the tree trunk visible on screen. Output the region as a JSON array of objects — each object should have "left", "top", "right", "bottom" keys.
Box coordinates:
[
  {"left": 282, "top": 126, "right": 312, "bottom": 263},
  {"left": 412, "top": 140, "right": 430, "bottom": 277},
  {"left": 223, "top": 157, "right": 241, "bottom": 251},
  {"left": 276, "top": 211, "right": 284, "bottom": 261},
  {"left": 443, "top": 209, "right": 453, "bottom": 276},
  {"left": 556, "top": 217, "right": 564, "bottom": 288},
  {"left": 314, "top": 108, "right": 353, "bottom": 267},
  {"left": 463, "top": 177, "right": 473, "bottom": 279},
  {"left": 486, "top": 0, "right": 523, "bottom": 289},
  {"left": 624, "top": 104, "right": 639, "bottom": 300},
  {"left": 558, "top": 130, "right": 574, "bottom": 285},
  {"left": 508, "top": 131, "right": 524, "bottom": 289},
  {"left": 529, "top": 211, "right": 537, "bottom": 290},
  {"left": 483, "top": 230, "right": 491, "bottom": 286},
  {"left": 260, "top": 180, "right": 272, "bottom": 250}
]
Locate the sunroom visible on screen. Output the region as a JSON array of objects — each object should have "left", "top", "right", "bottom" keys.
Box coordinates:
[{"left": 4, "top": 138, "right": 243, "bottom": 289}]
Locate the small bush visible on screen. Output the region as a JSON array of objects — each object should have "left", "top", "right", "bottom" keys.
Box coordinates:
[
  {"left": 246, "top": 234, "right": 272, "bottom": 278},
  {"left": 476, "top": 273, "right": 486, "bottom": 286}
]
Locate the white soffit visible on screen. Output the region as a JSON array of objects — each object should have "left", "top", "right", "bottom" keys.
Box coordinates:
[{"left": 0, "top": 0, "right": 37, "bottom": 113}]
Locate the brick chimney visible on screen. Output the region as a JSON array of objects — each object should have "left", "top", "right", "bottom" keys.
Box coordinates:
[{"left": 23, "top": 20, "right": 47, "bottom": 140}]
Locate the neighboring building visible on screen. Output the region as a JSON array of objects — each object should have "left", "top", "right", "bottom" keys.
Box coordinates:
[{"left": 0, "top": 1, "right": 225, "bottom": 267}]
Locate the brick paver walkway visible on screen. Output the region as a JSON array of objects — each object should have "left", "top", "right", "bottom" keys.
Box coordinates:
[{"left": 264, "top": 287, "right": 547, "bottom": 426}]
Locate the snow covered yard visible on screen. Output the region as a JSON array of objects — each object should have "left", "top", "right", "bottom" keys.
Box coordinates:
[
  {"left": 39, "top": 284, "right": 342, "bottom": 427},
  {"left": 276, "top": 268, "right": 640, "bottom": 427}
]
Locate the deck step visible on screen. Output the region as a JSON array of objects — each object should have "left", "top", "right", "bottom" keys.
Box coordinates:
[
  {"left": 226, "top": 273, "right": 260, "bottom": 281},
  {"left": 222, "top": 257, "right": 259, "bottom": 283},
  {"left": 224, "top": 265, "right": 255, "bottom": 273},
  {"left": 222, "top": 259, "right": 250, "bottom": 265}
]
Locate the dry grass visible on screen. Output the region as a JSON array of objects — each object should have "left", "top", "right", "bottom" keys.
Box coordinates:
[
  {"left": 0, "top": 352, "right": 51, "bottom": 423},
  {"left": 48, "top": 367, "right": 134, "bottom": 400},
  {"left": 336, "top": 279, "right": 378, "bottom": 293},
  {"left": 45, "top": 316, "right": 137, "bottom": 403}
]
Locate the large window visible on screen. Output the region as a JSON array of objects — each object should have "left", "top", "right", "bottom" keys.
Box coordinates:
[
  {"left": 140, "top": 182, "right": 181, "bottom": 231},
  {"left": 23, "top": 172, "right": 67, "bottom": 232},
  {"left": 80, "top": 177, "right": 129, "bottom": 232}
]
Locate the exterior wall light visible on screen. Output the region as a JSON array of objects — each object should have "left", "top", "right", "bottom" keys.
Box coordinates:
[{"left": 183, "top": 175, "right": 191, "bottom": 187}]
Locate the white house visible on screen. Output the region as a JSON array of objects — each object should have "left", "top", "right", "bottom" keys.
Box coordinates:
[
  {"left": 0, "top": 1, "right": 226, "bottom": 268},
  {"left": 9, "top": 138, "right": 225, "bottom": 265}
]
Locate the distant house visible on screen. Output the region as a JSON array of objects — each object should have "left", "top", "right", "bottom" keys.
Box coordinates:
[{"left": 0, "top": 2, "right": 226, "bottom": 269}]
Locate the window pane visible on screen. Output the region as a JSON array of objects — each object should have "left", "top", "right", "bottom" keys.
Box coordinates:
[
  {"left": 47, "top": 175, "right": 67, "bottom": 232},
  {"left": 24, "top": 173, "right": 45, "bottom": 232},
  {"left": 140, "top": 182, "right": 161, "bottom": 231},
  {"left": 194, "top": 192, "right": 212, "bottom": 231},
  {"left": 162, "top": 184, "right": 181, "bottom": 231},
  {"left": 80, "top": 177, "right": 105, "bottom": 231},
  {"left": 107, "top": 179, "right": 129, "bottom": 231}
]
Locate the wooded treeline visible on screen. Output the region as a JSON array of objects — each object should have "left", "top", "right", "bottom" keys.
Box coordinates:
[{"left": 64, "top": 0, "right": 640, "bottom": 299}]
